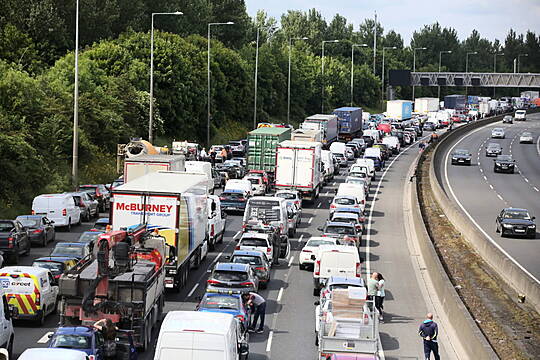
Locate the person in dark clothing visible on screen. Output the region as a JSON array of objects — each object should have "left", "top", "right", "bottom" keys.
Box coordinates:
[
  {"left": 419, "top": 313, "right": 440, "bottom": 360},
  {"left": 210, "top": 149, "right": 216, "bottom": 167},
  {"left": 244, "top": 292, "right": 266, "bottom": 333}
]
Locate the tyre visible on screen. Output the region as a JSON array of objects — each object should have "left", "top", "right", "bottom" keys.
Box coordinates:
[
  {"left": 36, "top": 310, "right": 45, "bottom": 326},
  {"left": 219, "top": 230, "right": 225, "bottom": 243},
  {"left": 299, "top": 263, "right": 305, "bottom": 270},
  {"left": 7, "top": 336, "right": 13, "bottom": 359},
  {"left": 24, "top": 239, "right": 31, "bottom": 256}
]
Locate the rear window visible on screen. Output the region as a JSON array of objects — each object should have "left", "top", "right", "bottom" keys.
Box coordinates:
[
  {"left": 201, "top": 295, "right": 240, "bottom": 310},
  {"left": 18, "top": 218, "right": 40, "bottom": 228},
  {"left": 232, "top": 255, "right": 262, "bottom": 266},
  {"left": 51, "top": 245, "right": 84, "bottom": 257},
  {"left": 78, "top": 232, "right": 101, "bottom": 243},
  {"left": 334, "top": 198, "right": 355, "bottom": 205},
  {"left": 325, "top": 225, "right": 355, "bottom": 235},
  {"left": 50, "top": 334, "right": 91, "bottom": 349},
  {"left": 213, "top": 270, "right": 248, "bottom": 282},
  {"left": 306, "top": 239, "right": 334, "bottom": 247},
  {"left": 222, "top": 192, "right": 245, "bottom": 200},
  {"left": 240, "top": 238, "right": 268, "bottom": 247},
  {"left": 275, "top": 193, "right": 295, "bottom": 200},
  {"left": 246, "top": 178, "right": 259, "bottom": 185},
  {"left": 321, "top": 252, "right": 356, "bottom": 267},
  {"left": 0, "top": 222, "right": 14, "bottom": 232}
]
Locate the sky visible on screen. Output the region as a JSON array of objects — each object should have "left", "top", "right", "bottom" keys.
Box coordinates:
[{"left": 244, "top": 0, "right": 540, "bottom": 44}]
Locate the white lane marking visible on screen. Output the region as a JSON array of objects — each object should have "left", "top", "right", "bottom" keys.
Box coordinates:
[
  {"left": 524, "top": 178, "right": 529, "bottom": 183},
  {"left": 317, "top": 203, "right": 322, "bottom": 208},
  {"left": 497, "top": 194, "right": 504, "bottom": 201},
  {"left": 37, "top": 332, "right": 53, "bottom": 344},
  {"left": 489, "top": 184, "right": 494, "bottom": 190},
  {"left": 483, "top": 175, "right": 488, "bottom": 181},
  {"left": 444, "top": 123, "right": 540, "bottom": 286},
  {"left": 365, "top": 136, "right": 423, "bottom": 276},
  {"left": 325, "top": 191, "right": 329, "bottom": 196},
  {"left": 288, "top": 256, "right": 294, "bottom": 267},
  {"left": 308, "top": 217, "right": 313, "bottom": 224},
  {"left": 298, "top": 234, "right": 304, "bottom": 242},
  {"left": 187, "top": 283, "right": 199, "bottom": 297},
  {"left": 332, "top": 182, "right": 337, "bottom": 186},
  {"left": 276, "top": 288, "right": 284, "bottom": 302},
  {"left": 534, "top": 187, "right": 540, "bottom": 192},
  {"left": 536, "top": 134, "right": 540, "bottom": 157},
  {"left": 479, "top": 168, "right": 483, "bottom": 173},
  {"left": 233, "top": 231, "right": 241, "bottom": 240},
  {"left": 211, "top": 251, "right": 223, "bottom": 265},
  {"left": 266, "top": 330, "right": 274, "bottom": 352}
]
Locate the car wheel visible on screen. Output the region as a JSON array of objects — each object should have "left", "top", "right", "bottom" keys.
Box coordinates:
[
  {"left": 7, "top": 336, "right": 13, "bottom": 359},
  {"left": 299, "top": 263, "right": 305, "bottom": 270},
  {"left": 25, "top": 239, "right": 31, "bottom": 255},
  {"left": 36, "top": 310, "right": 45, "bottom": 326},
  {"left": 51, "top": 231, "right": 56, "bottom": 242}
]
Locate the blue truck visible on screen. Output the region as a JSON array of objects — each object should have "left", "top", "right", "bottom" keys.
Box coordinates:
[
  {"left": 333, "top": 107, "right": 363, "bottom": 141},
  {"left": 444, "top": 95, "right": 467, "bottom": 109}
]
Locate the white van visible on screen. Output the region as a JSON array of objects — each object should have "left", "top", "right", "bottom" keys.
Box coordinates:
[
  {"left": 355, "top": 158, "right": 375, "bottom": 179},
  {"left": 313, "top": 245, "right": 361, "bottom": 294},
  {"left": 0, "top": 266, "right": 59, "bottom": 324},
  {"left": 364, "top": 147, "right": 382, "bottom": 161},
  {"left": 329, "top": 142, "right": 346, "bottom": 157},
  {"left": 32, "top": 193, "right": 81, "bottom": 230},
  {"left": 336, "top": 183, "right": 366, "bottom": 212},
  {"left": 382, "top": 136, "right": 400, "bottom": 154},
  {"left": 243, "top": 196, "right": 289, "bottom": 237},
  {"left": 243, "top": 175, "right": 266, "bottom": 195},
  {"left": 0, "top": 295, "right": 15, "bottom": 358},
  {"left": 154, "top": 311, "right": 249, "bottom": 360},
  {"left": 321, "top": 150, "right": 334, "bottom": 182},
  {"left": 224, "top": 179, "right": 253, "bottom": 197},
  {"left": 19, "top": 348, "right": 90, "bottom": 360},
  {"left": 185, "top": 161, "right": 214, "bottom": 194},
  {"left": 363, "top": 129, "right": 381, "bottom": 142}
]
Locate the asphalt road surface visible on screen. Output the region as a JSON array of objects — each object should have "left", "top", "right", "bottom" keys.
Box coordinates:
[
  {"left": 12, "top": 131, "right": 454, "bottom": 359},
  {"left": 440, "top": 113, "right": 540, "bottom": 281}
]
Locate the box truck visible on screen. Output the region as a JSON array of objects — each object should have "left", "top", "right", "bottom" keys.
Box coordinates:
[
  {"left": 444, "top": 95, "right": 467, "bottom": 109},
  {"left": 291, "top": 128, "right": 323, "bottom": 143},
  {"left": 111, "top": 171, "right": 208, "bottom": 292},
  {"left": 414, "top": 98, "right": 439, "bottom": 113},
  {"left": 386, "top": 100, "right": 413, "bottom": 120},
  {"left": 275, "top": 141, "right": 323, "bottom": 201},
  {"left": 247, "top": 127, "right": 291, "bottom": 184},
  {"left": 123, "top": 154, "right": 185, "bottom": 183},
  {"left": 302, "top": 114, "right": 339, "bottom": 146},
  {"left": 333, "top": 107, "right": 363, "bottom": 141}
]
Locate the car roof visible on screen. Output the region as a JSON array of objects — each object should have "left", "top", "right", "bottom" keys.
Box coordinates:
[
  {"left": 34, "top": 256, "right": 75, "bottom": 263},
  {"left": 332, "top": 213, "right": 357, "bottom": 219},
  {"left": 214, "top": 263, "right": 250, "bottom": 272},
  {"left": 328, "top": 276, "right": 365, "bottom": 287},
  {"left": 81, "top": 231, "right": 102, "bottom": 235},
  {"left": 232, "top": 250, "right": 265, "bottom": 258},
  {"left": 161, "top": 311, "right": 234, "bottom": 334},
  {"left": 241, "top": 232, "right": 269, "bottom": 240},
  {"left": 16, "top": 215, "right": 44, "bottom": 220},
  {"left": 1, "top": 266, "right": 50, "bottom": 276},
  {"left": 203, "top": 292, "right": 242, "bottom": 299},
  {"left": 503, "top": 208, "right": 529, "bottom": 212},
  {"left": 19, "top": 348, "right": 92, "bottom": 360},
  {"left": 55, "top": 242, "right": 87, "bottom": 247},
  {"left": 326, "top": 221, "right": 355, "bottom": 227},
  {"left": 54, "top": 326, "right": 96, "bottom": 336}
]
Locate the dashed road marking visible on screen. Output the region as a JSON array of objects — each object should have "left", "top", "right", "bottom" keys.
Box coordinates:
[
  {"left": 187, "top": 283, "right": 199, "bottom": 298},
  {"left": 277, "top": 287, "right": 284, "bottom": 302},
  {"left": 483, "top": 175, "right": 488, "bottom": 181},
  {"left": 288, "top": 256, "right": 294, "bottom": 267},
  {"left": 489, "top": 184, "right": 494, "bottom": 190},
  {"left": 266, "top": 331, "right": 274, "bottom": 352},
  {"left": 233, "top": 231, "right": 241, "bottom": 240},
  {"left": 497, "top": 194, "right": 504, "bottom": 201},
  {"left": 308, "top": 217, "right": 313, "bottom": 224},
  {"left": 38, "top": 332, "right": 54, "bottom": 344},
  {"left": 298, "top": 234, "right": 304, "bottom": 242},
  {"left": 534, "top": 187, "right": 539, "bottom": 192},
  {"left": 524, "top": 178, "right": 529, "bottom": 183},
  {"left": 317, "top": 203, "right": 322, "bottom": 208},
  {"left": 479, "top": 168, "right": 483, "bottom": 173}
]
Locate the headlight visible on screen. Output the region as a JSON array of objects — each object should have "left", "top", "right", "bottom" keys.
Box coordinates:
[
  {"left": 528, "top": 225, "right": 536, "bottom": 228},
  {"left": 452, "top": 157, "right": 457, "bottom": 160},
  {"left": 465, "top": 157, "right": 471, "bottom": 161},
  {"left": 503, "top": 224, "right": 513, "bottom": 228}
]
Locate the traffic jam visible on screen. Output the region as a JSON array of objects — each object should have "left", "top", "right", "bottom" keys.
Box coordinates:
[{"left": 2, "top": 101, "right": 442, "bottom": 360}]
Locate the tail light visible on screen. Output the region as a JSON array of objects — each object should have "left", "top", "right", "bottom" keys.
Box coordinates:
[
  {"left": 235, "top": 246, "right": 240, "bottom": 250},
  {"left": 267, "top": 247, "right": 271, "bottom": 253},
  {"left": 31, "top": 210, "right": 35, "bottom": 215},
  {"left": 89, "top": 356, "right": 95, "bottom": 360},
  {"left": 255, "top": 267, "right": 267, "bottom": 272},
  {"left": 54, "top": 274, "right": 61, "bottom": 279},
  {"left": 79, "top": 203, "right": 86, "bottom": 208},
  {"left": 219, "top": 197, "right": 227, "bottom": 201},
  {"left": 207, "top": 279, "right": 220, "bottom": 284},
  {"left": 363, "top": 312, "right": 369, "bottom": 325},
  {"left": 62, "top": 208, "right": 67, "bottom": 216},
  {"left": 236, "top": 315, "right": 245, "bottom": 322},
  {"left": 7, "top": 237, "right": 14, "bottom": 248},
  {"left": 35, "top": 292, "right": 41, "bottom": 306},
  {"left": 32, "top": 229, "right": 43, "bottom": 234},
  {"left": 315, "top": 260, "right": 321, "bottom": 276},
  {"left": 302, "top": 249, "right": 312, "bottom": 253},
  {"left": 238, "top": 197, "right": 246, "bottom": 202},
  {"left": 356, "top": 262, "right": 361, "bottom": 277},
  {"left": 330, "top": 204, "right": 336, "bottom": 209},
  {"left": 239, "top": 282, "right": 254, "bottom": 287},
  {"left": 361, "top": 199, "right": 365, "bottom": 205}
]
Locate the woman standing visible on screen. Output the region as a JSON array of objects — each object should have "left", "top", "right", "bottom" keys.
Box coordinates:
[{"left": 375, "top": 273, "right": 385, "bottom": 321}]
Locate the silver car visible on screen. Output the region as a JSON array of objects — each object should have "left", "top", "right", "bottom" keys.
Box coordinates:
[{"left": 491, "top": 128, "right": 505, "bottom": 139}]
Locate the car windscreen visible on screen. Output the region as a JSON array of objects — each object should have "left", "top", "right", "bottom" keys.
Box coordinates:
[
  {"left": 246, "top": 178, "right": 259, "bottom": 185},
  {"left": 18, "top": 218, "right": 40, "bottom": 227},
  {"left": 496, "top": 155, "right": 512, "bottom": 161},
  {"left": 503, "top": 211, "right": 531, "bottom": 220},
  {"left": 51, "top": 246, "right": 84, "bottom": 257},
  {"left": 213, "top": 270, "right": 249, "bottom": 282},
  {"left": 33, "top": 261, "right": 64, "bottom": 273},
  {"left": 346, "top": 178, "right": 363, "bottom": 184},
  {"left": 0, "top": 222, "right": 14, "bottom": 232},
  {"left": 94, "top": 222, "right": 108, "bottom": 230},
  {"left": 334, "top": 197, "right": 355, "bottom": 205},
  {"left": 487, "top": 143, "right": 500, "bottom": 149},
  {"left": 240, "top": 238, "right": 268, "bottom": 247},
  {"left": 50, "top": 334, "right": 91, "bottom": 349},
  {"left": 521, "top": 132, "right": 532, "bottom": 137},
  {"left": 78, "top": 232, "right": 100, "bottom": 243},
  {"left": 454, "top": 150, "right": 469, "bottom": 155},
  {"left": 222, "top": 192, "right": 245, "bottom": 200},
  {"left": 232, "top": 255, "right": 263, "bottom": 266},
  {"left": 201, "top": 295, "right": 240, "bottom": 310},
  {"left": 325, "top": 225, "right": 355, "bottom": 235}
]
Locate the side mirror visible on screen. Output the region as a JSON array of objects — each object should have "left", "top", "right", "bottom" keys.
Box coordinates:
[
  {"left": 9, "top": 305, "right": 18, "bottom": 319},
  {"left": 532, "top": 216, "right": 536, "bottom": 220}
]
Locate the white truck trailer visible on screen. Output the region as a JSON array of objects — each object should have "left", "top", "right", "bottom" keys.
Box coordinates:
[
  {"left": 123, "top": 154, "right": 185, "bottom": 183},
  {"left": 414, "top": 97, "right": 439, "bottom": 113},
  {"left": 275, "top": 141, "right": 323, "bottom": 201},
  {"left": 302, "top": 114, "right": 339, "bottom": 147},
  {"left": 111, "top": 171, "right": 208, "bottom": 292}
]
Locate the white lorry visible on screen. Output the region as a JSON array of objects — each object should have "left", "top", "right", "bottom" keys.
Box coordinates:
[
  {"left": 275, "top": 141, "right": 323, "bottom": 201},
  {"left": 185, "top": 161, "right": 215, "bottom": 194},
  {"left": 414, "top": 97, "right": 439, "bottom": 113},
  {"left": 123, "top": 154, "right": 185, "bottom": 183},
  {"left": 154, "top": 311, "right": 249, "bottom": 360},
  {"left": 302, "top": 114, "right": 339, "bottom": 146},
  {"left": 111, "top": 171, "right": 208, "bottom": 292}
]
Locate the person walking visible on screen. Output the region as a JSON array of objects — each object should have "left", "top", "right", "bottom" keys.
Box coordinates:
[
  {"left": 375, "top": 273, "right": 385, "bottom": 321},
  {"left": 209, "top": 148, "right": 216, "bottom": 167},
  {"left": 419, "top": 313, "right": 440, "bottom": 360},
  {"left": 220, "top": 147, "right": 228, "bottom": 162},
  {"left": 419, "top": 141, "right": 426, "bottom": 153},
  {"left": 246, "top": 292, "right": 266, "bottom": 333},
  {"left": 367, "top": 272, "right": 379, "bottom": 301}
]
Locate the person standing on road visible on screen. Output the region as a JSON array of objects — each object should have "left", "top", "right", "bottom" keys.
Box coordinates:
[
  {"left": 375, "top": 273, "right": 385, "bottom": 321},
  {"left": 246, "top": 292, "right": 266, "bottom": 334},
  {"left": 419, "top": 313, "right": 440, "bottom": 360},
  {"left": 367, "top": 272, "right": 379, "bottom": 301},
  {"left": 209, "top": 148, "right": 216, "bottom": 167},
  {"left": 199, "top": 147, "right": 207, "bottom": 161}
]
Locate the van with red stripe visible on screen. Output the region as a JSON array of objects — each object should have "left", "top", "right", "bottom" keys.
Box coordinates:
[{"left": 0, "top": 266, "right": 59, "bottom": 325}]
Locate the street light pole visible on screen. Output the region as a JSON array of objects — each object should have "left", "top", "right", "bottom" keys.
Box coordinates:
[
  {"left": 493, "top": 53, "right": 504, "bottom": 98},
  {"left": 412, "top": 47, "right": 426, "bottom": 101},
  {"left": 207, "top": 21, "right": 234, "bottom": 147},
  {"left": 71, "top": 0, "right": 80, "bottom": 189},
  {"left": 149, "top": 11, "right": 183, "bottom": 144},
  {"left": 287, "top": 36, "right": 308, "bottom": 124},
  {"left": 465, "top": 51, "right": 478, "bottom": 96},
  {"left": 438, "top": 50, "right": 452, "bottom": 100},
  {"left": 253, "top": 27, "right": 259, "bottom": 129},
  {"left": 381, "top": 46, "right": 396, "bottom": 111},
  {"left": 321, "top": 40, "right": 340, "bottom": 113},
  {"left": 517, "top": 53, "right": 528, "bottom": 73},
  {"left": 350, "top": 44, "right": 368, "bottom": 106}
]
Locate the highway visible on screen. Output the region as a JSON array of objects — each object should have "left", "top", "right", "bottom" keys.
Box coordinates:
[
  {"left": 11, "top": 132, "right": 456, "bottom": 359},
  {"left": 439, "top": 113, "right": 540, "bottom": 281}
]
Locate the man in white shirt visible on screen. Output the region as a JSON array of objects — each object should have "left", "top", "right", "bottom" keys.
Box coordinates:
[{"left": 246, "top": 292, "right": 266, "bottom": 333}]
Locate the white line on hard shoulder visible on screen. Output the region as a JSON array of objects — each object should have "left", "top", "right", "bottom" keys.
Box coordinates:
[
  {"left": 276, "top": 288, "right": 284, "bottom": 302},
  {"left": 187, "top": 283, "right": 199, "bottom": 298},
  {"left": 308, "top": 217, "right": 313, "bottom": 224},
  {"left": 266, "top": 331, "right": 274, "bottom": 352}
]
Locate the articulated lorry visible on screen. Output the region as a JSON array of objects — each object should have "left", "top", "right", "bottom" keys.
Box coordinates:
[
  {"left": 333, "top": 107, "right": 363, "bottom": 142},
  {"left": 275, "top": 141, "right": 323, "bottom": 201},
  {"left": 110, "top": 171, "right": 208, "bottom": 292},
  {"left": 414, "top": 97, "right": 439, "bottom": 113},
  {"left": 386, "top": 100, "right": 413, "bottom": 120},
  {"left": 302, "top": 114, "right": 339, "bottom": 146},
  {"left": 247, "top": 127, "right": 292, "bottom": 185}
]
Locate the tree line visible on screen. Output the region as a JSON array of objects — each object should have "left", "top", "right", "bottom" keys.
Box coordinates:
[{"left": 0, "top": 0, "right": 538, "bottom": 216}]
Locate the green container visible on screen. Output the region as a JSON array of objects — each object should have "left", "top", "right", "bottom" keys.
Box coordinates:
[{"left": 247, "top": 127, "right": 291, "bottom": 172}]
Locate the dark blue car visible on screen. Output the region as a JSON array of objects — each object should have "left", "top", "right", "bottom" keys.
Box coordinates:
[
  {"left": 49, "top": 326, "right": 138, "bottom": 360},
  {"left": 196, "top": 291, "right": 251, "bottom": 332}
]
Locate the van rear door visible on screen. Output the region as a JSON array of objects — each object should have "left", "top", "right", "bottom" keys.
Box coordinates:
[
  {"left": 320, "top": 251, "right": 357, "bottom": 278},
  {"left": 0, "top": 272, "right": 40, "bottom": 317}
]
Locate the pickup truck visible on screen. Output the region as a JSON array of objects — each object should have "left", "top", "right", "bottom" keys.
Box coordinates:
[
  {"left": 0, "top": 220, "right": 31, "bottom": 263},
  {"left": 207, "top": 195, "right": 227, "bottom": 250}
]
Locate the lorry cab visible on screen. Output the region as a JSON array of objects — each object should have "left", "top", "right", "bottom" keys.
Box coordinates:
[
  {"left": 32, "top": 193, "right": 81, "bottom": 230},
  {"left": 0, "top": 266, "right": 58, "bottom": 324},
  {"left": 207, "top": 195, "right": 227, "bottom": 250},
  {"left": 154, "top": 311, "right": 249, "bottom": 360}
]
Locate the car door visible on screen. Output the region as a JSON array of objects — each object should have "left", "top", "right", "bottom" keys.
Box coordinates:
[{"left": 15, "top": 221, "right": 27, "bottom": 250}]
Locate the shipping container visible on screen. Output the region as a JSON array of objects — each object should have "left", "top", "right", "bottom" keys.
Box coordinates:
[
  {"left": 333, "top": 107, "right": 363, "bottom": 141},
  {"left": 414, "top": 98, "right": 439, "bottom": 113},
  {"left": 123, "top": 154, "right": 185, "bottom": 183},
  {"left": 386, "top": 100, "right": 413, "bottom": 120},
  {"left": 444, "top": 95, "right": 467, "bottom": 109},
  {"left": 247, "top": 127, "right": 291, "bottom": 175},
  {"left": 303, "top": 114, "right": 339, "bottom": 146}
]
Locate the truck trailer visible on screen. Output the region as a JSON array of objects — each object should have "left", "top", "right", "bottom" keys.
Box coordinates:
[
  {"left": 386, "top": 100, "right": 413, "bottom": 120},
  {"left": 302, "top": 114, "right": 339, "bottom": 146},
  {"left": 414, "top": 98, "right": 439, "bottom": 113},
  {"left": 291, "top": 128, "right": 323, "bottom": 143},
  {"left": 247, "top": 127, "right": 291, "bottom": 184},
  {"left": 110, "top": 171, "right": 208, "bottom": 292},
  {"left": 275, "top": 141, "right": 323, "bottom": 201},
  {"left": 123, "top": 154, "right": 185, "bottom": 184},
  {"left": 333, "top": 107, "right": 363, "bottom": 141}
]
